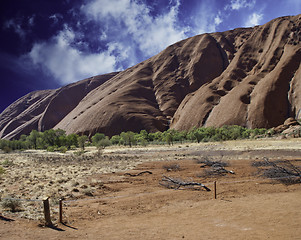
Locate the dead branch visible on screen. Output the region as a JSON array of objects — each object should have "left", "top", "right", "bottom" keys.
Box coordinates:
[
  {"left": 160, "top": 176, "right": 211, "bottom": 191},
  {"left": 198, "top": 165, "right": 235, "bottom": 177},
  {"left": 254, "top": 157, "right": 301, "bottom": 185},
  {"left": 124, "top": 171, "right": 152, "bottom": 177},
  {"left": 197, "top": 157, "right": 228, "bottom": 168}
]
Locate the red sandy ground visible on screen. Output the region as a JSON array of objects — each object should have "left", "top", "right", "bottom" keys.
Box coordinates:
[{"left": 1, "top": 157, "right": 301, "bottom": 240}]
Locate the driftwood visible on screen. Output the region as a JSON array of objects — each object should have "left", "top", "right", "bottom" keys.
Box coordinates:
[
  {"left": 124, "top": 171, "right": 153, "bottom": 177},
  {"left": 160, "top": 176, "right": 211, "bottom": 191}
]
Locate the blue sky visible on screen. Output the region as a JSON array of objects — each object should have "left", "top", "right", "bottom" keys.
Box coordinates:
[{"left": 0, "top": 0, "right": 300, "bottom": 112}]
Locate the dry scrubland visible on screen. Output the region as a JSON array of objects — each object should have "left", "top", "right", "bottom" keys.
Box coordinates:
[{"left": 0, "top": 138, "right": 301, "bottom": 240}]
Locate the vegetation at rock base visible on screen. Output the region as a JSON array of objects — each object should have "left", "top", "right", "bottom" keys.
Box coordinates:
[{"left": 0, "top": 125, "right": 272, "bottom": 152}]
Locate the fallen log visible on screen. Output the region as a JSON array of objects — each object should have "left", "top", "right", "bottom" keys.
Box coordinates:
[
  {"left": 161, "top": 176, "right": 211, "bottom": 191},
  {"left": 124, "top": 171, "right": 153, "bottom": 177}
]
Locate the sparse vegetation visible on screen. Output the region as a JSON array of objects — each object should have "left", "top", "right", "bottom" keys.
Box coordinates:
[
  {"left": 0, "top": 166, "right": 5, "bottom": 175},
  {"left": 0, "top": 125, "right": 273, "bottom": 152},
  {"left": 163, "top": 163, "right": 181, "bottom": 172},
  {"left": 1, "top": 159, "right": 13, "bottom": 167},
  {"left": 1, "top": 197, "right": 22, "bottom": 212}
]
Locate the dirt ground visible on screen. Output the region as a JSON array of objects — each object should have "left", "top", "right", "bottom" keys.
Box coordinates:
[{"left": 0, "top": 138, "right": 301, "bottom": 239}]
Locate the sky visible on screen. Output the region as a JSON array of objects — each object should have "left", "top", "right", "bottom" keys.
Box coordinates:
[{"left": 0, "top": 0, "right": 300, "bottom": 112}]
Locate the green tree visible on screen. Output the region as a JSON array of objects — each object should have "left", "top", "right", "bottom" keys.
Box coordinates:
[
  {"left": 92, "top": 133, "right": 106, "bottom": 146},
  {"left": 120, "top": 131, "right": 135, "bottom": 147},
  {"left": 42, "top": 129, "right": 56, "bottom": 146},
  {"left": 78, "top": 135, "right": 88, "bottom": 150},
  {"left": 65, "top": 134, "right": 78, "bottom": 149},
  {"left": 96, "top": 137, "right": 111, "bottom": 151},
  {"left": 110, "top": 135, "right": 121, "bottom": 145},
  {"left": 27, "top": 130, "right": 40, "bottom": 149},
  {"left": 54, "top": 129, "right": 66, "bottom": 146}
]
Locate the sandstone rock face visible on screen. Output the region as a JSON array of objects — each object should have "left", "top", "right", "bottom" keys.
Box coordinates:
[
  {"left": 172, "top": 14, "right": 301, "bottom": 130},
  {"left": 0, "top": 73, "right": 118, "bottom": 139},
  {"left": 0, "top": 15, "right": 300, "bottom": 139}
]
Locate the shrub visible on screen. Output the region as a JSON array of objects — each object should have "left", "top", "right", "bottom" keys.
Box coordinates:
[
  {"left": 163, "top": 163, "right": 181, "bottom": 171},
  {"left": 0, "top": 166, "right": 5, "bottom": 175},
  {"left": 47, "top": 146, "right": 56, "bottom": 152},
  {"left": 96, "top": 137, "right": 111, "bottom": 150},
  {"left": 58, "top": 146, "right": 68, "bottom": 153},
  {"left": 1, "top": 159, "right": 13, "bottom": 167},
  {"left": 74, "top": 150, "right": 86, "bottom": 156},
  {"left": 1, "top": 197, "right": 22, "bottom": 212},
  {"left": 3, "top": 146, "right": 12, "bottom": 153}
]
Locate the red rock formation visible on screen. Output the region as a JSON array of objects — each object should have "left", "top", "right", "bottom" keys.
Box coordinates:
[
  {"left": 0, "top": 14, "right": 300, "bottom": 139},
  {"left": 0, "top": 73, "right": 118, "bottom": 139}
]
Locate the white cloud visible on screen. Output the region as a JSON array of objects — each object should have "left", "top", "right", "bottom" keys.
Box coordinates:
[
  {"left": 81, "top": 0, "right": 188, "bottom": 57},
  {"left": 28, "top": 16, "right": 35, "bottom": 27},
  {"left": 49, "top": 14, "right": 63, "bottom": 24},
  {"left": 214, "top": 12, "right": 223, "bottom": 25},
  {"left": 245, "top": 12, "right": 263, "bottom": 26},
  {"left": 24, "top": 0, "right": 232, "bottom": 85},
  {"left": 192, "top": 1, "right": 222, "bottom": 34},
  {"left": 226, "top": 0, "right": 256, "bottom": 10},
  {"left": 4, "top": 19, "right": 26, "bottom": 39},
  {"left": 27, "top": 27, "right": 120, "bottom": 84}
]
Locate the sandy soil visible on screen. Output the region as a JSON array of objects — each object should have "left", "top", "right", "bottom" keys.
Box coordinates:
[{"left": 0, "top": 138, "right": 301, "bottom": 239}]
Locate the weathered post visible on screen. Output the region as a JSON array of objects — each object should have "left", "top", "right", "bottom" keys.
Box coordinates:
[
  {"left": 43, "top": 197, "right": 52, "bottom": 226},
  {"left": 214, "top": 181, "right": 217, "bottom": 199},
  {"left": 59, "top": 199, "right": 63, "bottom": 223}
]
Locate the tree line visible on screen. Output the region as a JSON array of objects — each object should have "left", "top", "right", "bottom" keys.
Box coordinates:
[{"left": 0, "top": 126, "right": 269, "bottom": 153}]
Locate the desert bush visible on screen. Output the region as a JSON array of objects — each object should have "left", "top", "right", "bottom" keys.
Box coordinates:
[
  {"left": 163, "top": 163, "right": 181, "bottom": 172},
  {"left": 1, "top": 159, "right": 13, "bottom": 167},
  {"left": 47, "top": 146, "right": 56, "bottom": 152},
  {"left": 1, "top": 197, "right": 22, "bottom": 212},
  {"left": 3, "top": 146, "right": 12, "bottom": 153},
  {"left": 96, "top": 137, "right": 111, "bottom": 150},
  {"left": 58, "top": 146, "right": 68, "bottom": 153},
  {"left": 70, "top": 145, "right": 77, "bottom": 150},
  {"left": 74, "top": 150, "right": 86, "bottom": 156},
  {"left": 0, "top": 166, "right": 5, "bottom": 175},
  {"left": 82, "top": 188, "right": 94, "bottom": 196}
]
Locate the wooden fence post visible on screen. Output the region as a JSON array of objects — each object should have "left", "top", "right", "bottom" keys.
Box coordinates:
[
  {"left": 214, "top": 181, "right": 217, "bottom": 199},
  {"left": 43, "top": 197, "right": 52, "bottom": 226},
  {"left": 59, "top": 199, "right": 63, "bottom": 223}
]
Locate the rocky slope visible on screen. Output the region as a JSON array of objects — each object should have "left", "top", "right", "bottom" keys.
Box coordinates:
[
  {"left": 0, "top": 14, "right": 300, "bottom": 139},
  {"left": 0, "top": 73, "right": 118, "bottom": 139}
]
